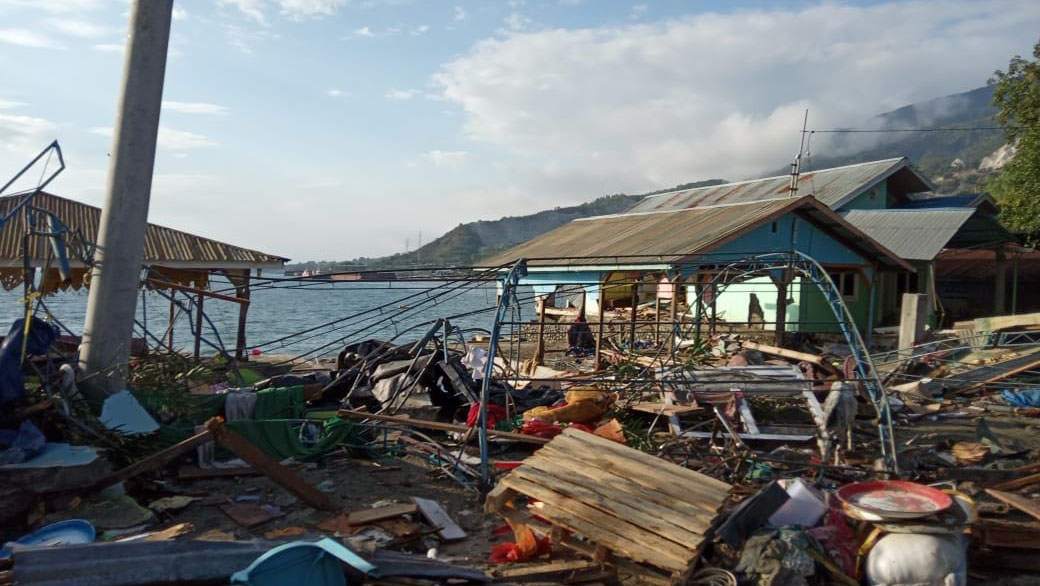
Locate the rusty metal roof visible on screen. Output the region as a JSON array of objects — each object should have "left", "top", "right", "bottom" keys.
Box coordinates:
[
  {"left": 483, "top": 195, "right": 911, "bottom": 270},
  {"left": 626, "top": 158, "right": 933, "bottom": 213},
  {"left": 844, "top": 208, "right": 1012, "bottom": 261},
  {"left": 0, "top": 192, "right": 289, "bottom": 269}
]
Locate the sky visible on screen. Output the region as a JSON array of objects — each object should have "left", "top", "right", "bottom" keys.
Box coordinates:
[{"left": 0, "top": 0, "right": 1038, "bottom": 262}]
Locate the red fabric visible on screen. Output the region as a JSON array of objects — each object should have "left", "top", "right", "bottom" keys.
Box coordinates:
[
  {"left": 519, "top": 419, "right": 563, "bottom": 439},
  {"left": 808, "top": 506, "right": 858, "bottom": 575},
  {"left": 466, "top": 404, "right": 508, "bottom": 428}
]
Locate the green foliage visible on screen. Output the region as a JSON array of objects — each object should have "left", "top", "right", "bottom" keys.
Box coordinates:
[{"left": 988, "top": 39, "right": 1040, "bottom": 243}]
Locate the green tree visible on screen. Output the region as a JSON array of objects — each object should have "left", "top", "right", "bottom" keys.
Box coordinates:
[{"left": 988, "top": 39, "right": 1040, "bottom": 243}]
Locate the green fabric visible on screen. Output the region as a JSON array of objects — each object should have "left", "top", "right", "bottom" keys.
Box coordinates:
[
  {"left": 226, "top": 417, "right": 361, "bottom": 462},
  {"left": 254, "top": 386, "right": 306, "bottom": 419}
]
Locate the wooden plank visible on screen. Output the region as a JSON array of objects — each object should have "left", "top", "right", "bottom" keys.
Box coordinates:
[
  {"left": 990, "top": 471, "right": 1040, "bottom": 492},
  {"left": 485, "top": 483, "right": 517, "bottom": 514},
  {"left": 348, "top": 503, "right": 419, "bottom": 525},
  {"left": 681, "top": 430, "right": 814, "bottom": 442},
  {"left": 207, "top": 419, "right": 335, "bottom": 511},
  {"left": 98, "top": 430, "right": 214, "bottom": 489},
  {"left": 412, "top": 497, "right": 466, "bottom": 541},
  {"left": 986, "top": 489, "right": 1040, "bottom": 522},
  {"left": 502, "top": 475, "right": 697, "bottom": 564},
  {"left": 957, "top": 354, "right": 1040, "bottom": 394},
  {"left": 741, "top": 340, "right": 840, "bottom": 374},
  {"left": 553, "top": 428, "right": 732, "bottom": 494},
  {"left": 955, "top": 312, "right": 1040, "bottom": 332},
  {"left": 527, "top": 498, "right": 692, "bottom": 573},
  {"left": 338, "top": 409, "right": 549, "bottom": 445},
  {"left": 510, "top": 464, "right": 711, "bottom": 544},
  {"left": 535, "top": 442, "right": 727, "bottom": 513},
  {"left": 178, "top": 465, "right": 261, "bottom": 480},
  {"left": 520, "top": 447, "right": 715, "bottom": 528},
  {"left": 492, "top": 560, "right": 600, "bottom": 582},
  {"left": 522, "top": 445, "right": 717, "bottom": 528},
  {"left": 629, "top": 402, "right": 701, "bottom": 417}
]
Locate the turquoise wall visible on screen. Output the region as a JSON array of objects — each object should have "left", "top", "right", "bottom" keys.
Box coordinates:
[{"left": 841, "top": 182, "right": 888, "bottom": 210}]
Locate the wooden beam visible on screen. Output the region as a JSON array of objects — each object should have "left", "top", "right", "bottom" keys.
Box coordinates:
[
  {"left": 595, "top": 280, "right": 606, "bottom": 368},
  {"left": 206, "top": 419, "right": 336, "bottom": 511},
  {"left": 534, "top": 294, "right": 547, "bottom": 366},
  {"left": 986, "top": 489, "right": 1040, "bottom": 522},
  {"left": 348, "top": 503, "right": 419, "bottom": 525},
  {"left": 146, "top": 278, "right": 249, "bottom": 305},
  {"left": 741, "top": 340, "right": 841, "bottom": 375},
  {"left": 412, "top": 496, "right": 466, "bottom": 541},
  {"left": 337, "top": 409, "right": 549, "bottom": 444},
  {"left": 234, "top": 269, "right": 251, "bottom": 361},
  {"left": 193, "top": 291, "right": 203, "bottom": 360},
  {"left": 98, "top": 429, "right": 214, "bottom": 488}
]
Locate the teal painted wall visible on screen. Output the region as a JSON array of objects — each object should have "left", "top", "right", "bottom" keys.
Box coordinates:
[
  {"left": 841, "top": 182, "right": 888, "bottom": 210},
  {"left": 708, "top": 214, "right": 867, "bottom": 265},
  {"left": 798, "top": 270, "right": 875, "bottom": 333}
]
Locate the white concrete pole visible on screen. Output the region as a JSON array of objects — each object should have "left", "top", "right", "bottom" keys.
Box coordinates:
[{"left": 80, "top": 0, "right": 173, "bottom": 398}]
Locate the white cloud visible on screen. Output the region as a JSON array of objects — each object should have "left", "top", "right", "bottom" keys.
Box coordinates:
[
  {"left": 162, "top": 101, "right": 229, "bottom": 115},
  {"left": 423, "top": 150, "right": 469, "bottom": 166},
  {"left": 172, "top": 6, "right": 188, "bottom": 20},
  {"left": 629, "top": 3, "right": 647, "bottom": 19},
  {"left": 90, "top": 126, "right": 217, "bottom": 150},
  {"left": 504, "top": 12, "right": 530, "bottom": 31},
  {"left": 92, "top": 43, "right": 123, "bottom": 53},
  {"left": 385, "top": 88, "right": 420, "bottom": 100},
  {"left": 353, "top": 26, "right": 376, "bottom": 37},
  {"left": 49, "top": 19, "right": 109, "bottom": 38},
  {"left": 327, "top": 88, "right": 346, "bottom": 97},
  {"left": 0, "top": 0, "right": 107, "bottom": 14},
  {"left": 220, "top": 0, "right": 347, "bottom": 23},
  {"left": 0, "top": 107, "right": 57, "bottom": 154},
  {"left": 436, "top": 0, "right": 1040, "bottom": 204},
  {"left": 453, "top": 5, "right": 466, "bottom": 21},
  {"left": 412, "top": 24, "right": 429, "bottom": 36},
  {"left": 0, "top": 28, "right": 63, "bottom": 48}
]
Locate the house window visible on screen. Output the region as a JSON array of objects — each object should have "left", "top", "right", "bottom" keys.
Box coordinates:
[
  {"left": 828, "top": 271, "right": 857, "bottom": 299},
  {"left": 770, "top": 221, "right": 779, "bottom": 233}
]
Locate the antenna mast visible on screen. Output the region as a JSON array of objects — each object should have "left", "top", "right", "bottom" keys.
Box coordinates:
[{"left": 789, "top": 109, "right": 809, "bottom": 197}]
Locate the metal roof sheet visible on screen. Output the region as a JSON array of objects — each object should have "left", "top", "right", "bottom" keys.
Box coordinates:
[
  {"left": 484, "top": 195, "right": 911, "bottom": 270},
  {"left": 626, "top": 158, "right": 932, "bottom": 213},
  {"left": 841, "top": 209, "right": 975, "bottom": 261},
  {"left": 0, "top": 192, "right": 289, "bottom": 269}
]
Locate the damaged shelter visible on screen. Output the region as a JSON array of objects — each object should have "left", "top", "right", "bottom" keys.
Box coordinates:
[
  {"left": 620, "top": 157, "right": 1016, "bottom": 335},
  {"left": 0, "top": 191, "right": 288, "bottom": 359}
]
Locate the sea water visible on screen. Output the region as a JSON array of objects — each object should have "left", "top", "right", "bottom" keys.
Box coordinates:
[{"left": 0, "top": 275, "right": 527, "bottom": 359}]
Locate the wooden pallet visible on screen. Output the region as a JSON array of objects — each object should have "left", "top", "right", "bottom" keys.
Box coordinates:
[{"left": 486, "top": 428, "right": 731, "bottom": 584}]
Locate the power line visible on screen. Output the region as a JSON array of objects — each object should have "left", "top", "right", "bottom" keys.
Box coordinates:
[{"left": 810, "top": 125, "right": 1026, "bottom": 133}]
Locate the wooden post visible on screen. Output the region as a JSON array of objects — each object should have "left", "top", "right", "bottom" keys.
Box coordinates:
[
  {"left": 594, "top": 281, "right": 605, "bottom": 367},
  {"left": 193, "top": 291, "right": 203, "bottom": 360},
  {"left": 167, "top": 294, "right": 175, "bottom": 352},
  {"left": 654, "top": 294, "right": 661, "bottom": 345},
  {"left": 995, "top": 248, "right": 1007, "bottom": 315},
  {"left": 234, "top": 269, "right": 251, "bottom": 361},
  {"left": 898, "top": 293, "right": 929, "bottom": 358},
  {"left": 628, "top": 281, "right": 639, "bottom": 351},
  {"left": 773, "top": 272, "right": 789, "bottom": 346},
  {"left": 207, "top": 419, "right": 335, "bottom": 511},
  {"left": 669, "top": 276, "right": 680, "bottom": 353},
  {"left": 534, "top": 294, "right": 547, "bottom": 366}
]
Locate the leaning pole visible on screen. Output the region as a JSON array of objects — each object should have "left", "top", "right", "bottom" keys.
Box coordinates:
[{"left": 80, "top": 0, "right": 174, "bottom": 398}]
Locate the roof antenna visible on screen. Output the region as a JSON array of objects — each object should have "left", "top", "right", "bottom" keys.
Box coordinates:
[{"left": 789, "top": 108, "right": 809, "bottom": 197}]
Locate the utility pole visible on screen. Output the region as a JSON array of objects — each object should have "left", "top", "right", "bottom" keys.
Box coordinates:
[{"left": 80, "top": 0, "right": 174, "bottom": 399}]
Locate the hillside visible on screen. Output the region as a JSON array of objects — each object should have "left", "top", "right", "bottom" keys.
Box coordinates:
[
  {"left": 794, "top": 85, "right": 1006, "bottom": 193},
  {"left": 361, "top": 180, "right": 726, "bottom": 269}
]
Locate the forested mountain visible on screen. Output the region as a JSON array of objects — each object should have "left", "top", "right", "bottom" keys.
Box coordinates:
[{"left": 290, "top": 85, "right": 1006, "bottom": 270}]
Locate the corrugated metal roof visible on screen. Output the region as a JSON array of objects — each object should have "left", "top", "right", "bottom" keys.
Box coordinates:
[
  {"left": 626, "top": 157, "right": 932, "bottom": 213},
  {"left": 842, "top": 209, "right": 974, "bottom": 261},
  {"left": 0, "top": 192, "right": 289, "bottom": 268},
  {"left": 484, "top": 195, "right": 912, "bottom": 270}
]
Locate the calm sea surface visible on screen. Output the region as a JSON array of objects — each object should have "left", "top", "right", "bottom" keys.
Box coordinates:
[{"left": 0, "top": 275, "right": 529, "bottom": 358}]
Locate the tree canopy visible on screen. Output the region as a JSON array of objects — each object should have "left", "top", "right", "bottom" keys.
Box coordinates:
[{"left": 988, "top": 38, "right": 1040, "bottom": 243}]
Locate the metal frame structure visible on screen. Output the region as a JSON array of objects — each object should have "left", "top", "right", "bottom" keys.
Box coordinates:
[{"left": 476, "top": 250, "right": 899, "bottom": 489}]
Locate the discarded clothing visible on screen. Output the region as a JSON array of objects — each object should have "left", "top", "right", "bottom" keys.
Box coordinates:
[
  {"left": 225, "top": 390, "right": 259, "bottom": 421},
  {"left": 465, "top": 404, "right": 508, "bottom": 429},
  {"left": 735, "top": 529, "right": 815, "bottom": 586},
  {"left": 0, "top": 317, "right": 59, "bottom": 405},
  {"left": 1001, "top": 389, "right": 1040, "bottom": 407},
  {"left": 253, "top": 386, "right": 307, "bottom": 419},
  {"left": 225, "top": 417, "right": 361, "bottom": 461},
  {"left": 522, "top": 388, "right": 612, "bottom": 424},
  {"left": 0, "top": 420, "right": 46, "bottom": 465}
]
